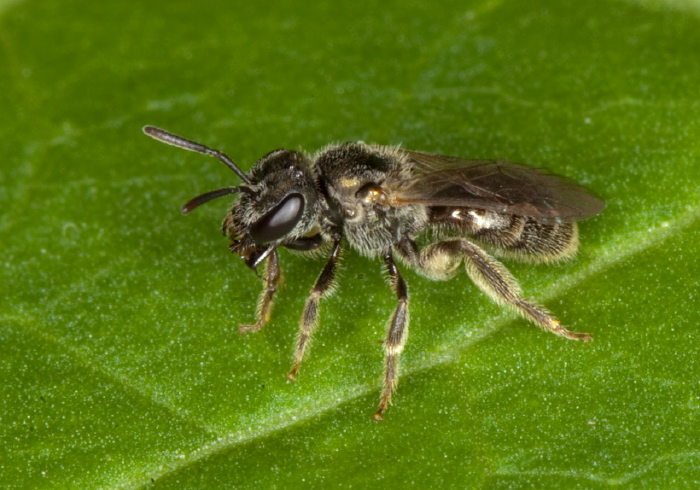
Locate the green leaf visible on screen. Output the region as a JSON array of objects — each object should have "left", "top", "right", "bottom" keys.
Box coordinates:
[{"left": 2, "top": 0, "right": 699, "bottom": 487}]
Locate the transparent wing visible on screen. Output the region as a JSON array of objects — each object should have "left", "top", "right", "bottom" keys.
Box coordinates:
[{"left": 389, "top": 149, "right": 605, "bottom": 223}]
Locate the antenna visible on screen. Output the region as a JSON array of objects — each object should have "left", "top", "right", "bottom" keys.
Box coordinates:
[
  {"left": 181, "top": 187, "right": 244, "bottom": 215},
  {"left": 143, "top": 125, "right": 253, "bottom": 185}
]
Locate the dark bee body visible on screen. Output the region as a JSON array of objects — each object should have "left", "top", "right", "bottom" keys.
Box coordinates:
[{"left": 144, "top": 126, "right": 605, "bottom": 421}]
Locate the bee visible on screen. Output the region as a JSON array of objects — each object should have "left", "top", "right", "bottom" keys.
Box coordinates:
[{"left": 143, "top": 125, "right": 605, "bottom": 421}]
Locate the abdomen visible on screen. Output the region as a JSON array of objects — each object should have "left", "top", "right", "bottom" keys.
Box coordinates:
[{"left": 429, "top": 207, "right": 579, "bottom": 263}]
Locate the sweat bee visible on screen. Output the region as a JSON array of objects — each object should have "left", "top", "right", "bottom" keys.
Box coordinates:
[{"left": 143, "top": 125, "right": 605, "bottom": 420}]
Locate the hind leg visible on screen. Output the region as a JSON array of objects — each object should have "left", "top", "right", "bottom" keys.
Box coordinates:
[{"left": 394, "top": 237, "right": 591, "bottom": 341}]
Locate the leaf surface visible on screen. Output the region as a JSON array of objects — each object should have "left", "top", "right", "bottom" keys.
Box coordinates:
[{"left": 1, "top": 0, "right": 699, "bottom": 487}]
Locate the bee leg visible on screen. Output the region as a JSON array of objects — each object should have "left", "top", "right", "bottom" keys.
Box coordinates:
[
  {"left": 458, "top": 239, "right": 591, "bottom": 341},
  {"left": 239, "top": 249, "right": 281, "bottom": 333},
  {"left": 374, "top": 250, "right": 409, "bottom": 421},
  {"left": 287, "top": 237, "right": 342, "bottom": 381},
  {"left": 394, "top": 236, "right": 461, "bottom": 281},
  {"left": 396, "top": 237, "right": 591, "bottom": 341}
]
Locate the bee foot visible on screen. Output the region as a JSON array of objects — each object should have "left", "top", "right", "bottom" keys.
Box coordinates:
[
  {"left": 286, "top": 367, "right": 299, "bottom": 382},
  {"left": 238, "top": 324, "right": 262, "bottom": 334}
]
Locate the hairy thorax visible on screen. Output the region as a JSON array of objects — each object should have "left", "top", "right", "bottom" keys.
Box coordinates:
[{"left": 315, "top": 142, "right": 427, "bottom": 256}]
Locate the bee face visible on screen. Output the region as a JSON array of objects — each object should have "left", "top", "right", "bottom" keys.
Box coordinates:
[
  {"left": 227, "top": 149, "right": 319, "bottom": 247},
  {"left": 143, "top": 125, "right": 604, "bottom": 421}
]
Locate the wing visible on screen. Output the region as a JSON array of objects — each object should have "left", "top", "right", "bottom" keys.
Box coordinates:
[{"left": 391, "top": 149, "right": 605, "bottom": 223}]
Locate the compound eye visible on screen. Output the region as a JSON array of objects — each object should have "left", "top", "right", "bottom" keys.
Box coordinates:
[{"left": 249, "top": 193, "right": 305, "bottom": 243}]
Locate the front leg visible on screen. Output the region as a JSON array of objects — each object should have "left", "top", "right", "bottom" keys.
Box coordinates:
[
  {"left": 288, "top": 237, "right": 342, "bottom": 381},
  {"left": 374, "top": 250, "right": 409, "bottom": 421},
  {"left": 239, "top": 249, "right": 281, "bottom": 333}
]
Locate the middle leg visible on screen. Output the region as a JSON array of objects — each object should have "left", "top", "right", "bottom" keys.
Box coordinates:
[{"left": 288, "top": 237, "right": 342, "bottom": 381}]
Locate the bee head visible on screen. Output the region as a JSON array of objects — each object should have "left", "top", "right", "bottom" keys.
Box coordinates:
[
  {"left": 142, "top": 126, "right": 319, "bottom": 268},
  {"left": 227, "top": 149, "right": 318, "bottom": 246}
]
